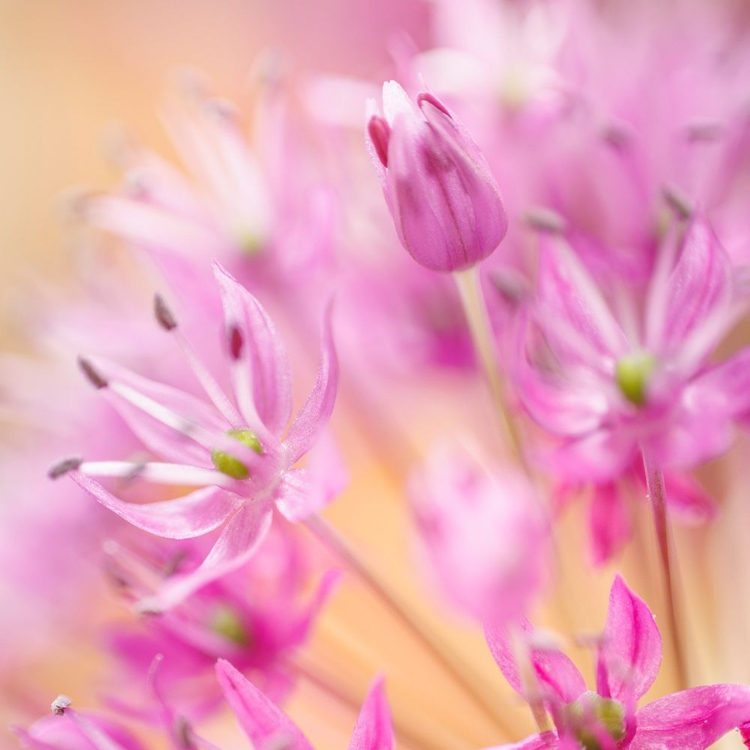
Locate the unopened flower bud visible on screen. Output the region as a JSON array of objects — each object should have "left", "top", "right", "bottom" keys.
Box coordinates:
[{"left": 366, "top": 81, "right": 508, "bottom": 272}]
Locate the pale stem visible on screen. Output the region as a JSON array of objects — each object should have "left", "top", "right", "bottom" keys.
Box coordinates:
[
  {"left": 641, "top": 448, "right": 689, "bottom": 690},
  {"left": 454, "top": 266, "right": 527, "bottom": 471},
  {"left": 305, "top": 513, "right": 511, "bottom": 736},
  {"left": 509, "top": 625, "right": 552, "bottom": 734}
]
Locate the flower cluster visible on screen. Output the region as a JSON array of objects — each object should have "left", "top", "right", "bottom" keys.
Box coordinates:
[{"left": 6, "top": 1, "right": 750, "bottom": 749}]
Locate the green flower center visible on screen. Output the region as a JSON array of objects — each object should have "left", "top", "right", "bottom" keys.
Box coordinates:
[
  {"left": 210, "top": 606, "right": 251, "bottom": 647},
  {"left": 564, "top": 694, "right": 626, "bottom": 750},
  {"left": 615, "top": 352, "right": 655, "bottom": 407},
  {"left": 211, "top": 429, "right": 263, "bottom": 480}
]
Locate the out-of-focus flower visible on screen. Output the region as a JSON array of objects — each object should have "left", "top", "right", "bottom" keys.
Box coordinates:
[
  {"left": 215, "top": 659, "right": 394, "bottom": 750},
  {"left": 518, "top": 217, "right": 750, "bottom": 484},
  {"left": 103, "top": 527, "right": 339, "bottom": 719},
  {"left": 485, "top": 575, "right": 750, "bottom": 750},
  {"left": 408, "top": 440, "right": 548, "bottom": 625},
  {"left": 365, "top": 81, "right": 508, "bottom": 272},
  {"left": 52, "top": 263, "right": 343, "bottom": 610}
]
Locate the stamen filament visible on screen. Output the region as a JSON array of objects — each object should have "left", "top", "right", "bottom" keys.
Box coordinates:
[
  {"left": 454, "top": 266, "right": 527, "bottom": 471},
  {"left": 305, "top": 513, "right": 512, "bottom": 737}
]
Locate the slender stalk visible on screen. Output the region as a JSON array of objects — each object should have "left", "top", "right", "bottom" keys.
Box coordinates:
[
  {"left": 641, "top": 449, "right": 689, "bottom": 690},
  {"left": 305, "top": 513, "right": 511, "bottom": 736},
  {"left": 454, "top": 266, "right": 527, "bottom": 471},
  {"left": 509, "top": 626, "right": 552, "bottom": 734}
]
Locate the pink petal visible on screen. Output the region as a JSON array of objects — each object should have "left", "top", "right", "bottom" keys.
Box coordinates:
[
  {"left": 348, "top": 676, "right": 395, "bottom": 750},
  {"left": 140, "top": 502, "right": 273, "bottom": 611},
  {"left": 283, "top": 305, "right": 338, "bottom": 465},
  {"left": 631, "top": 685, "right": 750, "bottom": 750},
  {"left": 215, "top": 659, "right": 314, "bottom": 750},
  {"left": 275, "top": 432, "right": 348, "bottom": 522},
  {"left": 69, "top": 471, "right": 240, "bottom": 539},
  {"left": 596, "top": 575, "right": 662, "bottom": 704},
  {"left": 482, "top": 730, "right": 560, "bottom": 749},
  {"left": 589, "top": 483, "right": 631, "bottom": 566},
  {"left": 536, "top": 236, "right": 627, "bottom": 367},
  {"left": 649, "top": 470, "right": 717, "bottom": 525},
  {"left": 213, "top": 262, "right": 293, "bottom": 437},
  {"left": 546, "top": 428, "right": 636, "bottom": 485},
  {"left": 658, "top": 218, "right": 732, "bottom": 354},
  {"left": 689, "top": 347, "right": 750, "bottom": 425},
  {"left": 485, "top": 620, "right": 586, "bottom": 704}
]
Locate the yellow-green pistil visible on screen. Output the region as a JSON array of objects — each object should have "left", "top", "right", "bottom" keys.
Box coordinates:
[
  {"left": 564, "top": 694, "right": 626, "bottom": 750},
  {"left": 615, "top": 352, "right": 655, "bottom": 407},
  {"left": 211, "top": 606, "right": 251, "bottom": 647},
  {"left": 211, "top": 428, "right": 263, "bottom": 480}
]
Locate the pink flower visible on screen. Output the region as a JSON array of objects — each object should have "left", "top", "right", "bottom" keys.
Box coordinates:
[
  {"left": 485, "top": 575, "right": 750, "bottom": 750},
  {"left": 517, "top": 217, "right": 750, "bottom": 485},
  {"left": 408, "top": 440, "right": 548, "bottom": 624},
  {"left": 215, "top": 659, "right": 394, "bottom": 750},
  {"left": 103, "top": 527, "right": 340, "bottom": 719},
  {"left": 51, "top": 262, "right": 344, "bottom": 610},
  {"left": 366, "top": 81, "right": 508, "bottom": 272}
]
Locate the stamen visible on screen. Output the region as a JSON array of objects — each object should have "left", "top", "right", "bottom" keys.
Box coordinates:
[
  {"left": 48, "top": 456, "right": 83, "bottom": 480},
  {"left": 524, "top": 206, "right": 567, "bottom": 234},
  {"left": 78, "top": 357, "right": 108, "bottom": 389},
  {"left": 154, "top": 293, "right": 178, "bottom": 331},
  {"left": 663, "top": 183, "right": 693, "bottom": 220},
  {"left": 228, "top": 324, "right": 244, "bottom": 361},
  {"left": 80, "top": 460, "right": 233, "bottom": 487},
  {"left": 51, "top": 695, "right": 72, "bottom": 716}
]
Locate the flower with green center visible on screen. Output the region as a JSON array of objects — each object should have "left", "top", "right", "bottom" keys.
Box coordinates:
[
  {"left": 485, "top": 575, "right": 750, "bottom": 750},
  {"left": 53, "top": 262, "right": 344, "bottom": 611}
]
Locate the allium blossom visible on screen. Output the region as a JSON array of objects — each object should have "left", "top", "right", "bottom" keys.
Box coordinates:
[
  {"left": 518, "top": 216, "right": 750, "bottom": 484},
  {"left": 366, "top": 81, "right": 508, "bottom": 272},
  {"left": 485, "top": 575, "right": 750, "bottom": 750},
  {"left": 53, "top": 262, "right": 343, "bottom": 610},
  {"left": 103, "top": 529, "right": 340, "bottom": 717},
  {"left": 215, "top": 659, "right": 394, "bottom": 750},
  {"left": 408, "top": 440, "right": 548, "bottom": 625}
]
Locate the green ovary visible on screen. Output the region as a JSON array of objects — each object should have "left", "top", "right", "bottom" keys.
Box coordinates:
[
  {"left": 211, "top": 606, "right": 251, "bottom": 647},
  {"left": 615, "top": 352, "right": 655, "bottom": 407},
  {"left": 211, "top": 428, "right": 263, "bottom": 480},
  {"left": 564, "top": 695, "right": 626, "bottom": 750}
]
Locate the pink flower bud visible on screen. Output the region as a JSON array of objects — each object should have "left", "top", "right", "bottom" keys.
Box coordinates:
[{"left": 366, "top": 81, "right": 508, "bottom": 272}]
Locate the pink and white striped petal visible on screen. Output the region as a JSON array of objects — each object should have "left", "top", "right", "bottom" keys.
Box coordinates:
[
  {"left": 283, "top": 305, "right": 339, "bottom": 465},
  {"left": 69, "top": 470, "right": 240, "bottom": 539}
]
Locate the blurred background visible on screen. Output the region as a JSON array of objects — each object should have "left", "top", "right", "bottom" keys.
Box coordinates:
[{"left": 0, "top": 0, "right": 428, "bottom": 349}]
